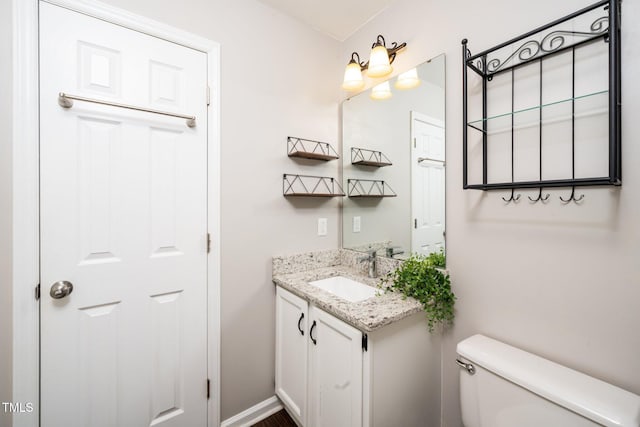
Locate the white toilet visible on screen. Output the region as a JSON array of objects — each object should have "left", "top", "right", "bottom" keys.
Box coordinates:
[{"left": 457, "top": 334, "right": 640, "bottom": 427}]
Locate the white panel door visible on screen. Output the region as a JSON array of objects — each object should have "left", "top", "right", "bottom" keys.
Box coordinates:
[
  {"left": 275, "top": 287, "right": 309, "bottom": 425},
  {"left": 309, "top": 306, "right": 363, "bottom": 427},
  {"left": 411, "top": 111, "right": 445, "bottom": 256},
  {"left": 39, "top": 3, "right": 208, "bottom": 426}
]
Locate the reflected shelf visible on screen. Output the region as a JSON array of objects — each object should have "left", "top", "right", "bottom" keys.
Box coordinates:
[
  {"left": 351, "top": 147, "right": 393, "bottom": 167},
  {"left": 347, "top": 179, "right": 397, "bottom": 198},
  {"left": 467, "top": 90, "right": 608, "bottom": 133}
]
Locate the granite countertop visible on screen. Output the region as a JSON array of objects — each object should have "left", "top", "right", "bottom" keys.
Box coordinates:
[{"left": 272, "top": 249, "right": 423, "bottom": 332}]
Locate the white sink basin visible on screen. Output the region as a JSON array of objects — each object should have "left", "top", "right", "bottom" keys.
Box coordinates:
[{"left": 308, "top": 276, "right": 378, "bottom": 302}]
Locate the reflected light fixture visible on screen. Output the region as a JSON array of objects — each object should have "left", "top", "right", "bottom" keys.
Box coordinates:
[
  {"left": 341, "top": 34, "right": 407, "bottom": 91},
  {"left": 370, "top": 81, "right": 392, "bottom": 100},
  {"left": 395, "top": 67, "right": 421, "bottom": 90}
]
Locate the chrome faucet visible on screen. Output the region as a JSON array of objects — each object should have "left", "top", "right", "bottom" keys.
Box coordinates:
[{"left": 358, "top": 250, "right": 377, "bottom": 278}]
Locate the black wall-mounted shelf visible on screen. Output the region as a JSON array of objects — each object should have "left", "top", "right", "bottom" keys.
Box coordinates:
[
  {"left": 347, "top": 179, "right": 397, "bottom": 198},
  {"left": 461, "top": 0, "right": 621, "bottom": 199},
  {"left": 283, "top": 174, "right": 345, "bottom": 197},
  {"left": 287, "top": 136, "right": 339, "bottom": 161},
  {"left": 351, "top": 147, "right": 392, "bottom": 167}
]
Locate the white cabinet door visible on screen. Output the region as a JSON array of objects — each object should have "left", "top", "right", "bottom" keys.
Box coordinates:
[
  {"left": 309, "top": 306, "right": 363, "bottom": 427},
  {"left": 276, "top": 287, "right": 309, "bottom": 425},
  {"left": 39, "top": 3, "right": 208, "bottom": 426}
]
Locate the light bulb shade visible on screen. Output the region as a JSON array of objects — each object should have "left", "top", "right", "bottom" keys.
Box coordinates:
[
  {"left": 342, "top": 61, "right": 365, "bottom": 91},
  {"left": 370, "top": 81, "right": 392, "bottom": 100},
  {"left": 367, "top": 45, "right": 392, "bottom": 77},
  {"left": 395, "top": 68, "right": 421, "bottom": 90}
]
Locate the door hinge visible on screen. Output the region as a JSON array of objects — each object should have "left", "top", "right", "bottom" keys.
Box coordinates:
[
  {"left": 362, "top": 333, "right": 368, "bottom": 352},
  {"left": 207, "top": 233, "right": 211, "bottom": 254},
  {"left": 35, "top": 284, "right": 40, "bottom": 300},
  {"left": 414, "top": 138, "right": 417, "bottom": 148},
  {"left": 414, "top": 218, "right": 418, "bottom": 229},
  {"left": 206, "top": 86, "right": 211, "bottom": 106},
  {"left": 207, "top": 378, "right": 210, "bottom": 399}
]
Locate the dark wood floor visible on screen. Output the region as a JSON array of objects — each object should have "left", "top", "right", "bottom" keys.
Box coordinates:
[{"left": 252, "top": 409, "right": 297, "bottom": 427}]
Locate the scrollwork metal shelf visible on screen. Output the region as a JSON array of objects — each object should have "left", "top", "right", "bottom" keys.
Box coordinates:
[
  {"left": 461, "top": 0, "right": 621, "bottom": 195},
  {"left": 351, "top": 147, "right": 392, "bottom": 167},
  {"left": 347, "top": 179, "right": 397, "bottom": 198},
  {"left": 283, "top": 174, "right": 345, "bottom": 197},
  {"left": 287, "top": 136, "right": 339, "bottom": 161}
]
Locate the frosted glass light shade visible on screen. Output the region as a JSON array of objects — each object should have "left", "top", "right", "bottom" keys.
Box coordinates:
[
  {"left": 342, "top": 61, "right": 365, "bottom": 91},
  {"left": 395, "top": 68, "right": 421, "bottom": 90},
  {"left": 367, "top": 45, "right": 392, "bottom": 77},
  {"left": 370, "top": 81, "right": 392, "bottom": 100}
]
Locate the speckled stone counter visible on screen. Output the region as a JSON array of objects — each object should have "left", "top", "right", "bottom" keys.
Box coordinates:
[{"left": 272, "top": 249, "right": 423, "bottom": 332}]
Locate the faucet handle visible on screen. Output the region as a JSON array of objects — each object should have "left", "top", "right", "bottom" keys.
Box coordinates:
[
  {"left": 385, "top": 246, "right": 404, "bottom": 257},
  {"left": 358, "top": 249, "right": 377, "bottom": 262}
]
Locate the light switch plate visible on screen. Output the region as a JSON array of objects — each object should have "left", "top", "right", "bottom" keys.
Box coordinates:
[
  {"left": 353, "top": 216, "right": 361, "bottom": 233},
  {"left": 318, "top": 218, "right": 328, "bottom": 236}
]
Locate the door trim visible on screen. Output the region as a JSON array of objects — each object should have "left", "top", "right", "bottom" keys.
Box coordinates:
[{"left": 12, "top": 1, "right": 221, "bottom": 426}]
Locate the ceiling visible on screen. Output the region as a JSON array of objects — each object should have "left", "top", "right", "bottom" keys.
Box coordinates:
[{"left": 257, "top": 0, "right": 398, "bottom": 41}]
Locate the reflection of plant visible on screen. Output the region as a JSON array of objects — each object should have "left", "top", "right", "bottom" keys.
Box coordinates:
[
  {"left": 426, "top": 249, "right": 446, "bottom": 268},
  {"left": 382, "top": 253, "right": 455, "bottom": 332}
]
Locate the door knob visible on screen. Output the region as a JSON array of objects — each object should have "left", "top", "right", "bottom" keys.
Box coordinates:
[{"left": 50, "top": 281, "right": 74, "bottom": 299}]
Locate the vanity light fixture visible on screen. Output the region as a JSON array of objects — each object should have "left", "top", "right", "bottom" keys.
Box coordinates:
[
  {"left": 342, "top": 53, "right": 366, "bottom": 91},
  {"left": 370, "top": 81, "right": 392, "bottom": 100},
  {"left": 395, "top": 67, "right": 421, "bottom": 90},
  {"left": 341, "top": 34, "right": 407, "bottom": 91}
]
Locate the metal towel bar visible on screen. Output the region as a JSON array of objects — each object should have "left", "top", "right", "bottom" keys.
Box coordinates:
[
  {"left": 418, "top": 157, "right": 445, "bottom": 165},
  {"left": 58, "top": 92, "right": 196, "bottom": 128}
]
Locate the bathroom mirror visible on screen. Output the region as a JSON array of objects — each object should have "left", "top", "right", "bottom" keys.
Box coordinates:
[{"left": 342, "top": 54, "right": 445, "bottom": 261}]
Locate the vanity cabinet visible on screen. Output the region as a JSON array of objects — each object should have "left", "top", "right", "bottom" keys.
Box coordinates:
[
  {"left": 276, "top": 286, "right": 362, "bottom": 427},
  {"left": 276, "top": 285, "right": 440, "bottom": 427}
]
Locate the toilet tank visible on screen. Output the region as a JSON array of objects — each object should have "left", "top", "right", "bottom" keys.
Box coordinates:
[{"left": 457, "top": 335, "right": 640, "bottom": 427}]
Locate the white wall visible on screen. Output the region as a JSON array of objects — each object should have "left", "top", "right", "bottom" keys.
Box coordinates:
[
  {"left": 94, "top": 0, "right": 342, "bottom": 419},
  {"left": 0, "top": 0, "right": 14, "bottom": 425},
  {"left": 342, "top": 0, "right": 640, "bottom": 425}
]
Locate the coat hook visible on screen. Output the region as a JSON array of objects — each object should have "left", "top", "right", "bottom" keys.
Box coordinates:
[
  {"left": 528, "top": 187, "right": 550, "bottom": 203},
  {"left": 560, "top": 186, "right": 584, "bottom": 203},
  {"left": 502, "top": 188, "right": 521, "bottom": 203}
]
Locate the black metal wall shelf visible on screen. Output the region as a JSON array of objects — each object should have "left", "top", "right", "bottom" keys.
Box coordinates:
[
  {"left": 283, "top": 174, "right": 345, "bottom": 197},
  {"left": 351, "top": 148, "right": 392, "bottom": 167},
  {"left": 347, "top": 179, "right": 397, "bottom": 198},
  {"left": 462, "top": 0, "right": 621, "bottom": 198},
  {"left": 287, "top": 136, "right": 339, "bottom": 161}
]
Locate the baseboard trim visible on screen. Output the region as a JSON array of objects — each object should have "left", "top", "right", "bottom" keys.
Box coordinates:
[{"left": 220, "top": 396, "right": 283, "bottom": 427}]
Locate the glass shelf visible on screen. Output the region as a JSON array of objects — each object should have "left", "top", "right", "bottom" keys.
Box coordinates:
[{"left": 467, "top": 90, "right": 608, "bottom": 130}]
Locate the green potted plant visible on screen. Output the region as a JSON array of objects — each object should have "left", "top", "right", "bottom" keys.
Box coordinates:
[{"left": 382, "top": 251, "right": 455, "bottom": 332}]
